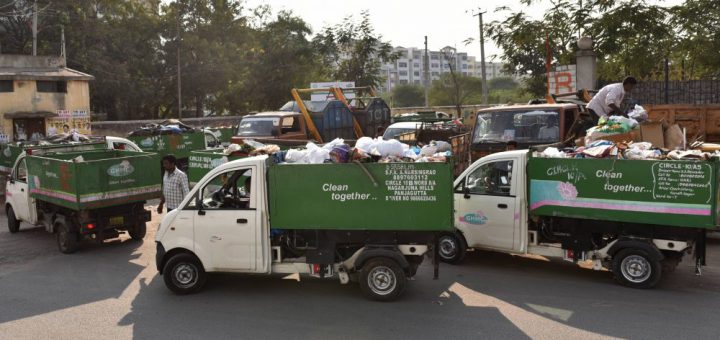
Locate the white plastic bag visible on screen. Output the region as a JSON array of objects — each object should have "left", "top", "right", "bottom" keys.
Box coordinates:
[
  {"left": 285, "top": 149, "right": 309, "bottom": 163},
  {"left": 420, "top": 145, "right": 438, "bottom": 157},
  {"left": 541, "top": 147, "right": 566, "bottom": 158},
  {"left": 628, "top": 105, "right": 648, "bottom": 122},
  {"left": 322, "top": 138, "right": 345, "bottom": 151},
  {"left": 355, "top": 137, "right": 376, "bottom": 152},
  {"left": 373, "top": 139, "right": 405, "bottom": 157},
  {"left": 431, "top": 140, "right": 452, "bottom": 152}
]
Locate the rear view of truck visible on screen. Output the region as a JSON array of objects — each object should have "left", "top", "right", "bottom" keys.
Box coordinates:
[{"left": 7, "top": 149, "right": 160, "bottom": 253}]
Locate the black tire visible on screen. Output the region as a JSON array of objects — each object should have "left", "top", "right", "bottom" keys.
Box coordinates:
[
  {"left": 612, "top": 248, "right": 662, "bottom": 289},
  {"left": 359, "top": 258, "right": 407, "bottom": 302},
  {"left": 163, "top": 253, "right": 207, "bottom": 295},
  {"left": 7, "top": 206, "right": 20, "bottom": 233},
  {"left": 129, "top": 222, "right": 147, "bottom": 241},
  {"left": 56, "top": 221, "right": 79, "bottom": 254},
  {"left": 438, "top": 232, "right": 467, "bottom": 264}
]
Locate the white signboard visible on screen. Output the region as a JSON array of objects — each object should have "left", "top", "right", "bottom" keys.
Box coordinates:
[
  {"left": 310, "top": 81, "right": 355, "bottom": 101},
  {"left": 548, "top": 65, "right": 577, "bottom": 95}
]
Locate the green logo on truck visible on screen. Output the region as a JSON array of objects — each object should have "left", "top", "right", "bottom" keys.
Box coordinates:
[{"left": 107, "top": 161, "right": 135, "bottom": 177}]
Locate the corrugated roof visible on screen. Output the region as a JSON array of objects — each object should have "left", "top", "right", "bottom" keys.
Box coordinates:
[{"left": 0, "top": 67, "right": 94, "bottom": 81}]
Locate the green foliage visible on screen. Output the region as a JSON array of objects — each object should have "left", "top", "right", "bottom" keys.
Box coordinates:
[
  {"left": 428, "top": 73, "right": 483, "bottom": 107},
  {"left": 488, "top": 76, "right": 519, "bottom": 91},
  {"left": 312, "top": 11, "right": 397, "bottom": 88},
  {"left": 486, "top": 0, "right": 719, "bottom": 95},
  {"left": 392, "top": 84, "right": 425, "bottom": 108}
]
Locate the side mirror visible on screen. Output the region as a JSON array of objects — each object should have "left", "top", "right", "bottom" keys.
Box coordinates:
[
  {"left": 463, "top": 187, "right": 471, "bottom": 199},
  {"left": 271, "top": 129, "right": 280, "bottom": 137}
]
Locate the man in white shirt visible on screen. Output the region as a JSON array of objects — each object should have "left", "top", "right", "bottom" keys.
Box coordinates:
[
  {"left": 538, "top": 116, "right": 560, "bottom": 141},
  {"left": 587, "top": 76, "right": 638, "bottom": 121}
]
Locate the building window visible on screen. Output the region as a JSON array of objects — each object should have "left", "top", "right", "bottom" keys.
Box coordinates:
[
  {"left": 414, "top": 72, "right": 420, "bottom": 76},
  {"left": 399, "top": 71, "right": 408, "bottom": 76},
  {"left": 414, "top": 80, "right": 421, "bottom": 84},
  {"left": 398, "top": 62, "right": 408, "bottom": 68},
  {"left": 399, "top": 80, "right": 408, "bottom": 85},
  {"left": 413, "top": 63, "right": 420, "bottom": 68},
  {"left": 431, "top": 54, "right": 439, "bottom": 60},
  {"left": 37, "top": 81, "right": 67, "bottom": 93},
  {"left": 431, "top": 63, "right": 439, "bottom": 68},
  {"left": 0, "top": 80, "right": 13, "bottom": 92},
  {"left": 431, "top": 72, "right": 439, "bottom": 76}
]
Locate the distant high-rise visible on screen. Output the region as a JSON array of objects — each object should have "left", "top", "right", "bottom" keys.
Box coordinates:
[{"left": 379, "top": 46, "right": 511, "bottom": 93}]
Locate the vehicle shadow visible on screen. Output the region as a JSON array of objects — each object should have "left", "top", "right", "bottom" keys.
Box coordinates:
[
  {"left": 441, "top": 243, "right": 720, "bottom": 339},
  {"left": 0, "top": 229, "right": 145, "bottom": 324},
  {"left": 120, "top": 271, "right": 531, "bottom": 340}
]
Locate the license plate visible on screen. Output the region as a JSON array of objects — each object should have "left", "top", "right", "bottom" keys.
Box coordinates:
[{"left": 109, "top": 216, "right": 124, "bottom": 226}]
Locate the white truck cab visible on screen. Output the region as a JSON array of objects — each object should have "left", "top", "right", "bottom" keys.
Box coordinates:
[
  {"left": 441, "top": 150, "right": 704, "bottom": 289},
  {"left": 155, "top": 155, "right": 437, "bottom": 301}
]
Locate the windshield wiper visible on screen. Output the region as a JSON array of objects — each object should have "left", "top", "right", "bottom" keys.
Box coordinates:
[{"left": 476, "top": 138, "right": 507, "bottom": 144}]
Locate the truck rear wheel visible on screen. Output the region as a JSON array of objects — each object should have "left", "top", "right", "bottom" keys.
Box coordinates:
[
  {"left": 129, "top": 223, "right": 147, "bottom": 241},
  {"left": 56, "top": 221, "right": 79, "bottom": 254},
  {"left": 359, "top": 258, "right": 406, "bottom": 302},
  {"left": 163, "top": 253, "right": 207, "bottom": 295},
  {"left": 612, "top": 248, "right": 662, "bottom": 289},
  {"left": 438, "top": 232, "right": 467, "bottom": 264},
  {"left": 7, "top": 206, "right": 20, "bottom": 233}
]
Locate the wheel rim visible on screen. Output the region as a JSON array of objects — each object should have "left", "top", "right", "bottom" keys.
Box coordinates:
[
  {"left": 367, "top": 266, "right": 397, "bottom": 296},
  {"left": 621, "top": 255, "right": 652, "bottom": 283},
  {"left": 439, "top": 236, "right": 457, "bottom": 260},
  {"left": 173, "top": 263, "right": 199, "bottom": 288}
]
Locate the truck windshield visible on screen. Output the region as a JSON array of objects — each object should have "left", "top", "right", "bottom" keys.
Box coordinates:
[
  {"left": 237, "top": 118, "right": 278, "bottom": 137},
  {"left": 473, "top": 110, "right": 561, "bottom": 144}
]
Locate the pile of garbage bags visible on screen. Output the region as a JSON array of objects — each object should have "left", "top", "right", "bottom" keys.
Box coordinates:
[
  {"left": 540, "top": 140, "right": 719, "bottom": 161},
  {"left": 220, "top": 137, "right": 453, "bottom": 165},
  {"left": 279, "top": 137, "right": 452, "bottom": 164},
  {"left": 128, "top": 119, "right": 197, "bottom": 137}
]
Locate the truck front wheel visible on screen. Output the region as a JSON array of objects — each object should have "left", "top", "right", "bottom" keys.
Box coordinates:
[
  {"left": 163, "top": 253, "right": 207, "bottom": 295},
  {"left": 438, "top": 232, "right": 467, "bottom": 264},
  {"left": 359, "top": 258, "right": 407, "bottom": 302},
  {"left": 56, "top": 221, "right": 79, "bottom": 254},
  {"left": 612, "top": 248, "right": 662, "bottom": 289},
  {"left": 7, "top": 206, "right": 20, "bottom": 233},
  {"left": 129, "top": 223, "right": 147, "bottom": 241}
]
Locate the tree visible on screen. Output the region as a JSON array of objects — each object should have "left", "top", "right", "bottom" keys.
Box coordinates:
[
  {"left": 485, "top": 0, "right": 677, "bottom": 94},
  {"left": 313, "top": 11, "right": 397, "bottom": 88},
  {"left": 241, "top": 11, "right": 329, "bottom": 111},
  {"left": 488, "top": 76, "right": 519, "bottom": 91},
  {"left": 431, "top": 47, "right": 484, "bottom": 117},
  {"left": 391, "top": 84, "right": 425, "bottom": 107},
  {"left": 429, "top": 73, "right": 483, "bottom": 111},
  {"left": 671, "top": 0, "right": 720, "bottom": 78}
]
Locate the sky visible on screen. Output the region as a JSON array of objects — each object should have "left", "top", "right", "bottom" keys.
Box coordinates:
[{"left": 244, "top": 0, "right": 684, "bottom": 61}]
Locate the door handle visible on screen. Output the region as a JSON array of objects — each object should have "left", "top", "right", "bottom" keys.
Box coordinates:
[
  {"left": 237, "top": 218, "right": 248, "bottom": 224},
  {"left": 497, "top": 204, "right": 508, "bottom": 209},
  {"left": 20, "top": 188, "right": 24, "bottom": 192},
  {"left": 210, "top": 236, "right": 222, "bottom": 242}
]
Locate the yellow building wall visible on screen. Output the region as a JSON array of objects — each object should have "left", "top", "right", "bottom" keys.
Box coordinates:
[{"left": 0, "top": 79, "right": 91, "bottom": 139}]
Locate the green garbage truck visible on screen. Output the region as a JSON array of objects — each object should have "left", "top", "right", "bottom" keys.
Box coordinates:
[
  {"left": 127, "top": 131, "right": 220, "bottom": 173},
  {"left": 442, "top": 150, "right": 714, "bottom": 288},
  {"left": 5, "top": 146, "right": 160, "bottom": 253},
  {"left": 156, "top": 156, "right": 453, "bottom": 301}
]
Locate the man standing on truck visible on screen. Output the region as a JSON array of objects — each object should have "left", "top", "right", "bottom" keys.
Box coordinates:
[
  {"left": 158, "top": 155, "right": 189, "bottom": 213},
  {"left": 586, "top": 76, "right": 638, "bottom": 121}
]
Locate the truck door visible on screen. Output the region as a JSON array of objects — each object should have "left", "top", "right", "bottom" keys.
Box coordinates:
[
  {"left": 192, "top": 167, "right": 260, "bottom": 271},
  {"left": 7, "top": 157, "right": 31, "bottom": 221},
  {"left": 455, "top": 158, "right": 517, "bottom": 251}
]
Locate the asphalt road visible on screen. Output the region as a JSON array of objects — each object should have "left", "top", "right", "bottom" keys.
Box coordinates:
[{"left": 1, "top": 204, "right": 719, "bottom": 340}]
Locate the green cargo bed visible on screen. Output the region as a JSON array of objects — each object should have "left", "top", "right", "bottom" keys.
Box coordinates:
[
  {"left": 268, "top": 162, "right": 454, "bottom": 231},
  {"left": 128, "top": 132, "right": 206, "bottom": 159},
  {"left": 27, "top": 150, "right": 161, "bottom": 210},
  {"left": 528, "top": 156, "right": 719, "bottom": 229}
]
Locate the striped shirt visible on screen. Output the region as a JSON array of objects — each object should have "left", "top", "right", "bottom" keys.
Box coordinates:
[{"left": 163, "top": 169, "right": 189, "bottom": 210}]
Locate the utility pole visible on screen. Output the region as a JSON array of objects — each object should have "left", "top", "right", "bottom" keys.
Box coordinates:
[
  {"left": 472, "top": 9, "right": 488, "bottom": 105},
  {"left": 32, "top": 0, "right": 38, "bottom": 56},
  {"left": 60, "top": 26, "right": 66, "bottom": 65},
  {"left": 176, "top": 6, "right": 182, "bottom": 120},
  {"left": 424, "top": 36, "right": 430, "bottom": 108}
]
